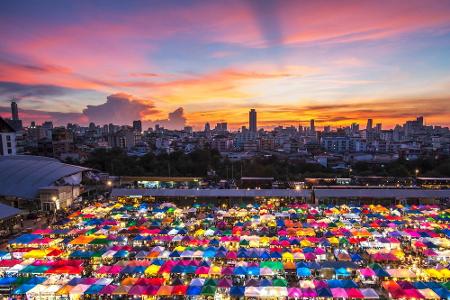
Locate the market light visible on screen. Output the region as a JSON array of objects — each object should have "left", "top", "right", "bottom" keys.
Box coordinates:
[{"left": 107, "top": 180, "right": 112, "bottom": 186}]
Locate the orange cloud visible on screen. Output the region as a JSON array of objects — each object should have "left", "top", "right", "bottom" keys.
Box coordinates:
[{"left": 185, "top": 96, "right": 450, "bottom": 130}]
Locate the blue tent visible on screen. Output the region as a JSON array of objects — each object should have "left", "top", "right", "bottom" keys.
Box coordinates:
[
  {"left": 184, "top": 266, "right": 197, "bottom": 274},
  {"left": 151, "top": 258, "right": 165, "bottom": 266},
  {"left": 270, "top": 252, "right": 282, "bottom": 259},
  {"left": 351, "top": 253, "right": 363, "bottom": 261},
  {"left": 327, "top": 280, "right": 343, "bottom": 288},
  {"left": 25, "top": 277, "right": 46, "bottom": 284},
  {"left": 260, "top": 251, "right": 271, "bottom": 259},
  {"left": 297, "top": 268, "right": 311, "bottom": 276},
  {"left": 374, "top": 268, "right": 390, "bottom": 277},
  {"left": 230, "top": 286, "right": 245, "bottom": 297},
  {"left": 431, "top": 287, "right": 450, "bottom": 299},
  {"left": 0, "top": 277, "right": 17, "bottom": 285},
  {"left": 85, "top": 284, "right": 105, "bottom": 295},
  {"left": 260, "top": 279, "right": 272, "bottom": 287},
  {"left": 233, "top": 266, "right": 247, "bottom": 275},
  {"left": 412, "top": 282, "right": 427, "bottom": 289},
  {"left": 186, "top": 286, "right": 202, "bottom": 296},
  {"left": 113, "top": 250, "right": 129, "bottom": 258},
  {"left": 336, "top": 268, "right": 350, "bottom": 276},
  {"left": 341, "top": 280, "right": 358, "bottom": 288},
  {"left": 247, "top": 267, "right": 260, "bottom": 276},
  {"left": 317, "top": 287, "right": 333, "bottom": 297},
  {"left": 13, "top": 284, "right": 36, "bottom": 294},
  {"left": 10, "top": 234, "right": 42, "bottom": 244}
]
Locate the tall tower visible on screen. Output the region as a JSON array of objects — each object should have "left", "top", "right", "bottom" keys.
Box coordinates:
[
  {"left": 366, "top": 119, "right": 373, "bottom": 130},
  {"left": 11, "top": 100, "right": 19, "bottom": 121},
  {"left": 310, "top": 119, "right": 315, "bottom": 133},
  {"left": 249, "top": 109, "right": 257, "bottom": 132}
]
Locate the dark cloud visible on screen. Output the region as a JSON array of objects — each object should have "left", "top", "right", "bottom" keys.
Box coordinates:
[
  {"left": 0, "top": 106, "right": 86, "bottom": 125},
  {"left": 0, "top": 81, "right": 77, "bottom": 99},
  {"left": 82, "top": 93, "right": 159, "bottom": 125},
  {"left": 249, "top": 0, "right": 284, "bottom": 46},
  {"left": 0, "top": 58, "right": 72, "bottom": 74}
]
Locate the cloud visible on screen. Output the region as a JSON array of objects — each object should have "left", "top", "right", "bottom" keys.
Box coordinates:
[
  {"left": 0, "top": 92, "right": 189, "bottom": 129},
  {"left": 0, "top": 81, "right": 79, "bottom": 99},
  {"left": 0, "top": 106, "right": 86, "bottom": 125},
  {"left": 82, "top": 93, "right": 159, "bottom": 125},
  {"left": 148, "top": 107, "right": 186, "bottom": 130},
  {"left": 129, "top": 72, "right": 160, "bottom": 78}
]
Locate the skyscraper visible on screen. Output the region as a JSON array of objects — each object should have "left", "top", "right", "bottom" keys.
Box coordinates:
[
  {"left": 133, "top": 120, "right": 142, "bottom": 133},
  {"left": 366, "top": 119, "right": 373, "bottom": 130},
  {"left": 11, "top": 101, "right": 19, "bottom": 121},
  {"left": 310, "top": 119, "right": 315, "bottom": 133},
  {"left": 249, "top": 109, "right": 257, "bottom": 132}
]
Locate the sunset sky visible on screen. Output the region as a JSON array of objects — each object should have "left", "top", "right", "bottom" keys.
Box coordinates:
[{"left": 1, "top": 0, "right": 450, "bottom": 129}]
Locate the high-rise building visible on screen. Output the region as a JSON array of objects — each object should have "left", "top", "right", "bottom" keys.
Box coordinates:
[
  {"left": 351, "top": 123, "right": 359, "bottom": 132},
  {"left": 366, "top": 119, "right": 373, "bottom": 130},
  {"left": 310, "top": 119, "right": 315, "bottom": 133},
  {"left": 133, "top": 120, "right": 142, "bottom": 133},
  {"left": 249, "top": 109, "right": 257, "bottom": 132},
  {"left": 215, "top": 122, "right": 228, "bottom": 132},
  {"left": 204, "top": 122, "right": 210, "bottom": 132},
  {"left": 0, "top": 117, "right": 17, "bottom": 156},
  {"left": 11, "top": 101, "right": 19, "bottom": 121},
  {"left": 375, "top": 123, "right": 382, "bottom": 133}
]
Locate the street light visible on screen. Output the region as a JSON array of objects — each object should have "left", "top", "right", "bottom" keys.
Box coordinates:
[
  {"left": 107, "top": 180, "right": 112, "bottom": 187},
  {"left": 415, "top": 169, "right": 419, "bottom": 176}
]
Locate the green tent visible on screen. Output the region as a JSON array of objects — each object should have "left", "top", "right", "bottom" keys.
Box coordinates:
[
  {"left": 204, "top": 279, "right": 217, "bottom": 287},
  {"left": 272, "top": 278, "right": 288, "bottom": 287},
  {"left": 201, "top": 285, "right": 216, "bottom": 296},
  {"left": 89, "top": 238, "right": 111, "bottom": 245}
]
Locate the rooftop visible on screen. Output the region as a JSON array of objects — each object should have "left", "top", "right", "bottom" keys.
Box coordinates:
[{"left": 0, "top": 155, "right": 90, "bottom": 199}]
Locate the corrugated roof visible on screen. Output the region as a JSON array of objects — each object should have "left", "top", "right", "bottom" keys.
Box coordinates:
[
  {"left": 0, "top": 203, "right": 22, "bottom": 220},
  {"left": 111, "top": 188, "right": 311, "bottom": 198},
  {"left": 0, "top": 155, "right": 90, "bottom": 199}
]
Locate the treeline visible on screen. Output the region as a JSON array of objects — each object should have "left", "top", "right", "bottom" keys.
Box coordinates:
[
  {"left": 81, "top": 148, "right": 332, "bottom": 180},
  {"left": 80, "top": 148, "right": 450, "bottom": 179}
]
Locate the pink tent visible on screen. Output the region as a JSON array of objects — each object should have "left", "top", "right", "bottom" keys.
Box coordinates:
[
  {"left": 359, "top": 268, "right": 376, "bottom": 277},
  {"left": 99, "top": 285, "right": 118, "bottom": 294},
  {"left": 195, "top": 266, "right": 210, "bottom": 274},
  {"left": 331, "top": 288, "right": 348, "bottom": 298},
  {"left": 109, "top": 265, "right": 123, "bottom": 274},
  {"left": 314, "top": 248, "right": 326, "bottom": 255},
  {"left": 346, "top": 288, "right": 364, "bottom": 298},
  {"left": 403, "top": 289, "right": 425, "bottom": 299},
  {"left": 288, "top": 288, "right": 302, "bottom": 298},
  {"left": 129, "top": 285, "right": 148, "bottom": 295},
  {"left": 423, "top": 249, "right": 437, "bottom": 256},
  {"left": 221, "top": 267, "right": 234, "bottom": 275},
  {"left": 301, "top": 288, "right": 317, "bottom": 297}
]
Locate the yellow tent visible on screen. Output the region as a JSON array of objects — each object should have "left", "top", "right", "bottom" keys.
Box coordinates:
[
  {"left": 145, "top": 265, "right": 160, "bottom": 275},
  {"left": 23, "top": 249, "right": 50, "bottom": 259},
  {"left": 282, "top": 252, "right": 294, "bottom": 261}
]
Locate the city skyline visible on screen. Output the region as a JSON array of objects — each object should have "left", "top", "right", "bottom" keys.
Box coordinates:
[{"left": 1, "top": 1, "right": 450, "bottom": 129}]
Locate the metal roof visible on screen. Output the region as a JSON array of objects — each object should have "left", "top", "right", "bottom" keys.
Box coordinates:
[
  {"left": 0, "top": 203, "right": 22, "bottom": 220},
  {"left": 314, "top": 188, "right": 450, "bottom": 199},
  {"left": 0, "top": 155, "right": 90, "bottom": 200},
  {"left": 111, "top": 188, "right": 311, "bottom": 198},
  {"left": 111, "top": 187, "right": 450, "bottom": 200}
]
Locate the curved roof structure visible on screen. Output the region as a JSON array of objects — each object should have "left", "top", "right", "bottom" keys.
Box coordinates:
[{"left": 0, "top": 155, "right": 90, "bottom": 199}]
